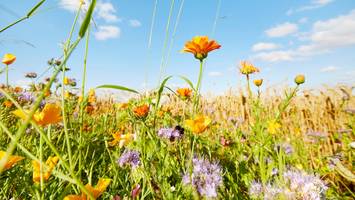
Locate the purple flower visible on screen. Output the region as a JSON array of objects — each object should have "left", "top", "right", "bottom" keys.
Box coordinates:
[
  {"left": 283, "top": 170, "right": 328, "bottom": 200},
  {"left": 117, "top": 149, "right": 141, "bottom": 169},
  {"left": 249, "top": 181, "right": 263, "bottom": 198},
  {"left": 183, "top": 157, "right": 223, "bottom": 198},
  {"left": 274, "top": 143, "right": 293, "bottom": 155},
  {"left": 306, "top": 131, "right": 328, "bottom": 139},
  {"left": 157, "top": 125, "right": 184, "bottom": 141},
  {"left": 18, "top": 92, "right": 35, "bottom": 103}
]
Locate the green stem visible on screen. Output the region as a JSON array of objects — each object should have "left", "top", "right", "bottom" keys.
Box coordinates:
[
  {"left": 61, "top": 4, "right": 82, "bottom": 171},
  {"left": 193, "top": 60, "right": 204, "bottom": 112},
  {"left": 5, "top": 64, "right": 9, "bottom": 87},
  {"left": 0, "top": 17, "right": 27, "bottom": 33}
]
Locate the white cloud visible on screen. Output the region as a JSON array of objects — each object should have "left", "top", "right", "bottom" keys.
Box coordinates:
[
  {"left": 265, "top": 22, "right": 298, "bottom": 37},
  {"left": 254, "top": 9, "right": 355, "bottom": 62},
  {"left": 253, "top": 51, "right": 294, "bottom": 62},
  {"left": 208, "top": 71, "right": 223, "bottom": 77},
  {"left": 94, "top": 25, "right": 121, "bottom": 40},
  {"left": 96, "top": 2, "right": 119, "bottom": 22},
  {"left": 252, "top": 42, "right": 280, "bottom": 52},
  {"left": 320, "top": 66, "right": 339, "bottom": 72},
  {"left": 59, "top": 0, "right": 119, "bottom": 22},
  {"left": 298, "top": 17, "right": 308, "bottom": 24},
  {"left": 129, "top": 19, "right": 142, "bottom": 27},
  {"left": 287, "top": 0, "right": 334, "bottom": 15}
]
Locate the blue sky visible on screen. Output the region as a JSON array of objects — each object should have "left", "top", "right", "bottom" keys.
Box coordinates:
[{"left": 1, "top": 0, "right": 355, "bottom": 94}]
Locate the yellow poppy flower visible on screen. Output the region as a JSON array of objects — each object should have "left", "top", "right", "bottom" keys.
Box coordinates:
[
  {"left": 64, "top": 178, "right": 111, "bottom": 200},
  {"left": 64, "top": 77, "right": 70, "bottom": 85},
  {"left": 88, "top": 89, "right": 96, "bottom": 103},
  {"left": 267, "top": 120, "right": 281, "bottom": 134},
  {"left": 2, "top": 53, "right": 16, "bottom": 65},
  {"left": 240, "top": 61, "right": 259, "bottom": 75},
  {"left": 185, "top": 115, "right": 211, "bottom": 134},
  {"left": 0, "top": 151, "right": 24, "bottom": 171},
  {"left": 182, "top": 36, "right": 221, "bottom": 61},
  {"left": 109, "top": 132, "right": 135, "bottom": 147},
  {"left": 12, "top": 103, "right": 62, "bottom": 126},
  {"left": 32, "top": 156, "right": 59, "bottom": 183}
]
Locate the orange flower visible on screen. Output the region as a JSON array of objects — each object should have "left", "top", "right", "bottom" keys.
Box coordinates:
[
  {"left": 240, "top": 61, "right": 259, "bottom": 75},
  {"left": 133, "top": 104, "right": 149, "bottom": 118},
  {"left": 3, "top": 100, "right": 13, "bottom": 108},
  {"left": 13, "top": 103, "right": 62, "bottom": 126},
  {"left": 14, "top": 86, "right": 23, "bottom": 93},
  {"left": 32, "top": 156, "right": 59, "bottom": 183},
  {"left": 176, "top": 88, "right": 192, "bottom": 99},
  {"left": 2, "top": 53, "right": 16, "bottom": 65},
  {"left": 44, "top": 89, "right": 51, "bottom": 97},
  {"left": 185, "top": 115, "right": 211, "bottom": 134},
  {"left": 109, "top": 131, "right": 136, "bottom": 147},
  {"left": 182, "top": 36, "right": 221, "bottom": 61},
  {"left": 0, "top": 151, "right": 24, "bottom": 171},
  {"left": 64, "top": 178, "right": 111, "bottom": 200}
]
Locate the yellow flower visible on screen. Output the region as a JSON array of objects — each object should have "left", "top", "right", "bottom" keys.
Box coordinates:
[
  {"left": 116, "top": 103, "right": 128, "bottom": 110},
  {"left": 176, "top": 88, "right": 192, "bottom": 99},
  {"left": 64, "top": 77, "right": 70, "bottom": 85},
  {"left": 185, "top": 115, "right": 211, "bottom": 134},
  {"left": 0, "top": 151, "right": 24, "bottom": 171},
  {"left": 65, "top": 91, "right": 73, "bottom": 99},
  {"left": 267, "top": 120, "right": 281, "bottom": 134},
  {"left": 64, "top": 178, "right": 111, "bottom": 200},
  {"left": 133, "top": 104, "right": 149, "bottom": 118},
  {"left": 13, "top": 103, "right": 62, "bottom": 126},
  {"left": 253, "top": 79, "right": 263, "bottom": 87},
  {"left": 109, "top": 132, "right": 136, "bottom": 147},
  {"left": 182, "top": 36, "right": 221, "bottom": 61},
  {"left": 32, "top": 156, "right": 59, "bottom": 183},
  {"left": 88, "top": 89, "right": 96, "bottom": 103},
  {"left": 240, "top": 61, "right": 259, "bottom": 75},
  {"left": 2, "top": 53, "right": 16, "bottom": 65}
]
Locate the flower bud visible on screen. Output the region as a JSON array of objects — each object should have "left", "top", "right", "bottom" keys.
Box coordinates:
[
  {"left": 294, "top": 74, "right": 305, "bottom": 85},
  {"left": 253, "top": 79, "right": 263, "bottom": 87}
]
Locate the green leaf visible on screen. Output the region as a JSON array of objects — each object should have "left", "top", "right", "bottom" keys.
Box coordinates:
[
  {"left": 79, "top": 0, "right": 96, "bottom": 38},
  {"left": 179, "top": 75, "right": 195, "bottom": 91},
  {"left": 96, "top": 84, "right": 139, "bottom": 94},
  {"left": 156, "top": 76, "right": 173, "bottom": 108},
  {"left": 27, "top": 0, "right": 46, "bottom": 17}
]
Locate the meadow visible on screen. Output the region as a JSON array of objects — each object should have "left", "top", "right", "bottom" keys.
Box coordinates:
[{"left": 0, "top": 0, "right": 355, "bottom": 199}]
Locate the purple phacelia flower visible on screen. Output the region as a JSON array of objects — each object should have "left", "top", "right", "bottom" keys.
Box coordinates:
[
  {"left": 157, "top": 125, "right": 184, "bottom": 141},
  {"left": 18, "top": 92, "right": 35, "bottom": 103},
  {"left": 117, "top": 149, "right": 140, "bottom": 169},
  {"left": 183, "top": 156, "right": 223, "bottom": 198}
]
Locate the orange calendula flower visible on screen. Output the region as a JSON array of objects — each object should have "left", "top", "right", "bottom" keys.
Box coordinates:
[
  {"left": 133, "top": 104, "right": 149, "bottom": 118},
  {"left": 32, "top": 156, "right": 59, "bottom": 183},
  {"left": 64, "top": 178, "right": 111, "bottom": 200},
  {"left": 109, "top": 131, "right": 136, "bottom": 147},
  {"left": 240, "top": 61, "right": 259, "bottom": 75},
  {"left": 3, "top": 100, "right": 13, "bottom": 108},
  {"left": 185, "top": 115, "right": 212, "bottom": 134},
  {"left": 176, "top": 88, "right": 192, "bottom": 99},
  {"left": 182, "top": 36, "right": 221, "bottom": 61},
  {"left": 2, "top": 53, "right": 16, "bottom": 65},
  {"left": 12, "top": 103, "right": 62, "bottom": 126},
  {"left": 0, "top": 151, "right": 24, "bottom": 171}
]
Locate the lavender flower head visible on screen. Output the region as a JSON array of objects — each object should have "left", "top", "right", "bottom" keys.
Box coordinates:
[
  {"left": 117, "top": 149, "right": 141, "bottom": 169},
  {"left": 183, "top": 157, "right": 223, "bottom": 198},
  {"left": 274, "top": 143, "right": 294, "bottom": 155},
  {"left": 157, "top": 125, "right": 184, "bottom": 141},
  {"left": 249, "top": 181, "right": 263, "bottom": 198}
]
